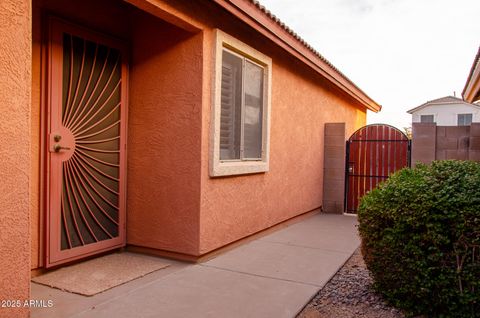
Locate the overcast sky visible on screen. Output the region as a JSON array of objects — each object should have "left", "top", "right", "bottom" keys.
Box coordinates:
[{"left": 258, "top": 0, "right": 480, "bottom": 130}]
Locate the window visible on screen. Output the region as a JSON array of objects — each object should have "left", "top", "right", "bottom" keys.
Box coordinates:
[
  {"left": 420, "top": 115, "right": 434, "bottom": 123},
  {"left": 211, "top": 30, "right": 272, "bottom": 177},
  {"left": 457, "top": 113, "right": 473, "bottom": 126},
  {"left": 220, "top": 50, "right": 264, "bottom": 160}
]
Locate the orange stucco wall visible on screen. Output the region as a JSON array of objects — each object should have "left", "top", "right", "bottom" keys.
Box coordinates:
[
  {"left": 30, "top": 0, "right": 204, "bottom": 267},
  {"left": 128, "top": 0, "right": 366, "bottom": 255},
  {"left": 200, "top": 62, "right": 365, "bottom": 253},
  {"left": 0, "top": 0, "right": 31, "bottom": 316},
  {"left": 199, "top": 24, "right": 366, "bottom": 253},
  {"left": 126, "top": 14, "right": 203, "bottom": 255},
  {"left": 28, "top": 0, "right": 367, "bottom": 268}
]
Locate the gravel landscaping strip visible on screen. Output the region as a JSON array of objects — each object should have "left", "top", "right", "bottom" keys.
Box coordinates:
[{"left": 297, "top": 248, "right": 405, "bottom": 318}]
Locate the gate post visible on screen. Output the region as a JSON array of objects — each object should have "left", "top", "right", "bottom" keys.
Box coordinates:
[
  {"left": 469, "top": 123, "right": 480, "bottom": 161},
  {"left": 323, "top": 123, "right": 346, "bottom": 214},
  {"left": 411, "top": 123, "right": 436, "bottom": 166}
]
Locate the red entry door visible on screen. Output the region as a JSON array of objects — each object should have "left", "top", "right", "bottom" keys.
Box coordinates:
[{"left": 46, "top": 18, "right": 128, "bottom": 267}]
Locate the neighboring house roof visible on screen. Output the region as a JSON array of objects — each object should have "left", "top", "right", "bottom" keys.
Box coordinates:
[
  {"left": 463, "top": 46, "right": 480, "bottom": 103},
  {"left": 406, "top": 96, "right": 480, "bottom": 114},
  {"left": 211, "top": 0, "right": 382, "bottom": 112}
]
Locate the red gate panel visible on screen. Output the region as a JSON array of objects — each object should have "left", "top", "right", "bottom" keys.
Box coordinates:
[{"left": 345, "top": 124, "right": 410, "bottom": 213}]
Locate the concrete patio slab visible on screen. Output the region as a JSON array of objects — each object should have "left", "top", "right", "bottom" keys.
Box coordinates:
[
  {"left": 74, "top": 266, "right": 317, "bottom": 318},
  {"left": 259, "top": 213, "right": 360, "bottom": 253},
  {"left": 31, "top": 213, "right": 360, "bottom": 318},
  {"left": 31, "top": 256, "right": 189, "bottom": 318},
  {"left": 202, "top": 240, "right": 352, "bottom": 287}
]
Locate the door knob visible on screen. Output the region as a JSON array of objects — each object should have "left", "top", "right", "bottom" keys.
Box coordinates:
[{"left": 53, "top": 144, "right": 71, "bottom": 152}]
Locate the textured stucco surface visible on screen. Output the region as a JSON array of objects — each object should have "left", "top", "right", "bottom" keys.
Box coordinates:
[
  {"left": 0, "top": 0, "right": 31, "bottom": 316},
  {"left": 123, "top": 0, "right": 366, "bottom": 255},
  {"left": 126, "top": 14, "right": 203, "bottom": 255},
  {"left": 31, "top": 4, "right": 42, "bottom": 270},
  {"left": 30, "top": 0, "right": 204, "bottom": 264},
  {"left": 28, "top": 0, "right": 367, "bottom": 263},
  {"left": 199, "top": 22, "right": 366, "bottom": 253}
]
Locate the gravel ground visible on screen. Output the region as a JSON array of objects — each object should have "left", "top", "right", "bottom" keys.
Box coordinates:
[{"left": 297, "top": 248, "right": 405, "bottom": 318}]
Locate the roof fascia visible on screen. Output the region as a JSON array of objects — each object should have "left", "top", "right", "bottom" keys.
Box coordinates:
[
  {"left": 407, "top": 101, "right": 480, "bottom": 114},
  {"left": 211, "top": 0, "right": 381, "bottom": 112},
  {"left": 463, "top": 63, "right": 480, "bottom": 103}
]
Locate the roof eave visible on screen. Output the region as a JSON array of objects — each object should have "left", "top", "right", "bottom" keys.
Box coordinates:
[
  {"left": 407, "top": 101, "right": 480, "bottom": 114},
  {"left": 462, "top": 47, "right": 480, "bottom": 103},
  {"left": 463, "top": 67, "right": 480, "bottom": 103},
  {"left": 406, "top": 109, "right": 416, "bottom": 114},
  {"left": 407, "top": 102, "right": 430, "bottom": 113},
  {"left": 211, "top": 0, "right": 381, "bottom": 112}
]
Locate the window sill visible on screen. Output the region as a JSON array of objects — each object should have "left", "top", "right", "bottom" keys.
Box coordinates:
[{"left": 209, "top": 160, "right": 269, "bottom": 177}]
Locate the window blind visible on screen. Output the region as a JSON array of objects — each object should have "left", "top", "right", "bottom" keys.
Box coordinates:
[{"left": 220, "top": 51, "right": 242, "bottom": 160}]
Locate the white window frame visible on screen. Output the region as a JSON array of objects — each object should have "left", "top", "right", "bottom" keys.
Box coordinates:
[
  {"left": 457, "top": 113, "right": 473, "bottom": 126},
  {"left": 420, "top": 114, "right": 435, "bottom": 123},
  {"left": 210, "top": 29, "right": 272, "bottom": 177}
]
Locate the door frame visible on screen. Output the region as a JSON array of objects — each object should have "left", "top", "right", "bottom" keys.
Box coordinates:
[{"left": 42, "top": 16, "right": 129, "bottom": 268}]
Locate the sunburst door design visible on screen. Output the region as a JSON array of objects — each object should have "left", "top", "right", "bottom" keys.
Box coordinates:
[{"left": 46, "top": 19, "right": 128, "bottom": 267}]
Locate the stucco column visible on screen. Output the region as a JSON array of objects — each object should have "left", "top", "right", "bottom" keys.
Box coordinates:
[
  {"left": 0, "top": 1, "right": 32, "bottom": 317},
  {"left": 323, "top": 123, "right": 346, "bottom": 213}
]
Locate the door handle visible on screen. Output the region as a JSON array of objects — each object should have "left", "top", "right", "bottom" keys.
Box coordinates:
[{"left": 53, "top": 144, "right": 71, "bottom": 152}]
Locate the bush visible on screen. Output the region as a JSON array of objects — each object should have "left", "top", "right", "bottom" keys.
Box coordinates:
[{"left": 358, "top": 160, "right": 480, "bottom": 317}]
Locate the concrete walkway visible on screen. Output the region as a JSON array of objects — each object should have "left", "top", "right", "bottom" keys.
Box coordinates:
[{"left": 31, "top": 213, "right": 360, "bottom": 318}]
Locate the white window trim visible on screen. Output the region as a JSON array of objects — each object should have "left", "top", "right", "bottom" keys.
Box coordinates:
[
  {"left": 457, "top": 113, "right": 473, "bottom": 126},
  {"left": 210, "top": 29, "right": 272, "bottom": 177},
  {"left": 420, "top": 114, "right": 435, "bottom": 123}
]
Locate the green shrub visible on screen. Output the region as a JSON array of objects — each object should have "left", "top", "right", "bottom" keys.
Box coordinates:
[{"left": 358, "top": 160, "right": 480, "bottom": 317}]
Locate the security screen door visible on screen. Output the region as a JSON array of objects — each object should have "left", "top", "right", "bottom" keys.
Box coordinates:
[{"left": 46, "top": 18, "right": 127, "bottom": 267}]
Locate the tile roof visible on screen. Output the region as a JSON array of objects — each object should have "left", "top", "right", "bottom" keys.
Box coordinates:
[
  {"left": 215, "top": 0, "right": 380, "bottom": 111},
  {"left": 248, "top": 0, "right": 368, "bottom": 99},
  {"left": 407, "top": 95, "right": 480, "bottom": 114},
  {"left": 249, "top": 1, "right": 346, "bottom": 80}
]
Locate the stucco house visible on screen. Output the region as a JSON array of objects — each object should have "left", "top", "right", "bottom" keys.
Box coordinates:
[
  {"left": 463, "top": 46, "right": 480, "bottom": 103},
  {"left": 0, "top": 0, "right": 381, "bottom": 316},
  {"left": 407, "top": 96, "right": 480, "bottom": 126}
]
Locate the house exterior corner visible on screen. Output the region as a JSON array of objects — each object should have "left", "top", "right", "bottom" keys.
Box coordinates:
[
  {"left": 2, "top": 0, "right": 377, "bottom": 297},
  {"left": 0, "top": 0, "right": 32, "bottom": 316}
]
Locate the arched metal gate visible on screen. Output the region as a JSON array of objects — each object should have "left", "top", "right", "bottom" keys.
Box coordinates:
[{"left": 345, "top": 124, "right": 411, "bottom": 213}]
